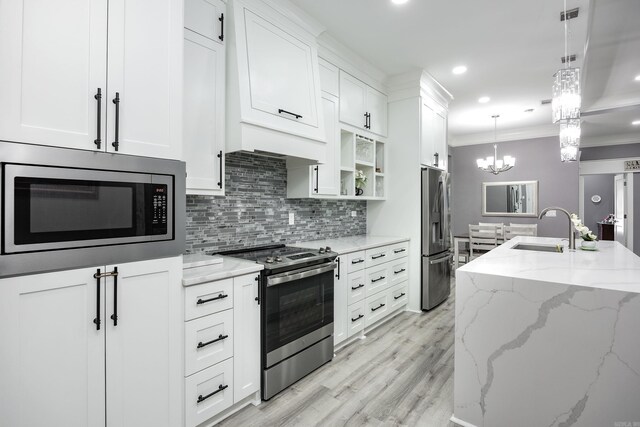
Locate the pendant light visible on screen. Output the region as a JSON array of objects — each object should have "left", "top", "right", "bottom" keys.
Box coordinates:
[{"left": 476, "top": 115, "right": 515, "bottom": 175}]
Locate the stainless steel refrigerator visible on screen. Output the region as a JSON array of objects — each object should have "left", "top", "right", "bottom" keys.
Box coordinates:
[{"left": 421, "top": 166, "right": 452, "bottom": 310}]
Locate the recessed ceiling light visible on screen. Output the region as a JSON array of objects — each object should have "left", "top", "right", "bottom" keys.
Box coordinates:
[
  {"left": 452, "top": 65, "right": 467, "bottom": 75},
  {"left": 632, "top": 120, "right": 640, "bottom": 126},
  {"left": 391, "top": 0, "right": 409, "bottom": 4},
  {"left": 478, "top": 96, "right": 490, "bottom": 103},
  {"left": 635, "top": 75, "right": 640, "bottom": 81},
  {"left": 524, "top": 108, "right": 535, "bottom": 113}
]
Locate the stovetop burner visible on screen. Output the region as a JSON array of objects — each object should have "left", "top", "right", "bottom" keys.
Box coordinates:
[{"left": 214, "top": 244, "right": 337, "bottom": 270}]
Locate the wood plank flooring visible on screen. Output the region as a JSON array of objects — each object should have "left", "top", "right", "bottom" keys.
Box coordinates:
[{"left": 218, "top": 281, "right": 456, "bottom": 427}]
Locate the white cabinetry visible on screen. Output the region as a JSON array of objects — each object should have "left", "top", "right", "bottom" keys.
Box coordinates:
[
  {"left": 183, "top": 271, "right": 261, "bottom": 427},
  {"left": 339, "top": 71, "right": 388, "bottom": 137},
  {"left": 0, "top": 257, "right": 182, "bottom": 427},
  {"left": 0, "top": 0, "right": 182, "bottom": 159},
  {"left": 333, "top": 256, "right": 348, "bottom": 346},
  {"left": 183, "top": 0, "right": 226, "bottom": 195},
  {"left": 227, "top": 0, "right": 326, "bottom": 161},
  {"left": 420, "top": 97, "right": 448, "bottom": 170}
]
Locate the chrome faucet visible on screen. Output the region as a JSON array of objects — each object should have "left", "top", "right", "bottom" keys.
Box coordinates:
[{"left": 538, "top": 207, "right": 575, "bottom": 250}]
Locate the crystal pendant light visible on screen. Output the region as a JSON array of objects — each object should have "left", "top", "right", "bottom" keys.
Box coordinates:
[
  {"left": 476, "top": 115, "right": 515, "bottom": 174},
  {"left": 552, "top": 0, "right": 581, "bottom": 124},
  {"left": 559, "top": 119, "right": 580, "bottom": 162}
]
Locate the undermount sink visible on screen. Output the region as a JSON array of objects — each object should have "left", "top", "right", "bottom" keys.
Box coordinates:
[{"left": 511, "top": 243, "right": 564, "bottom": 253}]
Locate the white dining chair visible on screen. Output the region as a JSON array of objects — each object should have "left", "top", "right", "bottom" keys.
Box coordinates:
[
  {"left": 479, "top": 222, "right": 504, "bottom": 240},
  {"left": 469, "top": 224, "right": 499, "bottom": 260},
  {"left": 504, "top": 224, "right": 538, "bottom": 240}
]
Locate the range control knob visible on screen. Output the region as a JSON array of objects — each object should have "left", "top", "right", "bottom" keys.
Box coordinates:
[
  {"left": 265, "top": 257, "right": 274, "bottom": 264},
  {"left": 319, "top": 247, "right": 326, "bottom": 254},
  {"left": 275, "top": 256, "right": 283, "bottom": 262},
  {"left": 325, "top": 246, "right": 332, "bottom": 252}
]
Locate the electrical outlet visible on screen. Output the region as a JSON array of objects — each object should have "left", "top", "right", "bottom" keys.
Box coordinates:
[
  {"left": 289, "top": 212, "right": 295, "bottom": 225},
  {"left": 546, "top": 210, "right": 557, "bottom": 217},
  {"left": 351, "top": 211, "right": 357, "bottom": 217}
]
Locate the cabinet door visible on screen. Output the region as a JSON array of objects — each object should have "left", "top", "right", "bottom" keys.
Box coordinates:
[
  {"left": 185, "top": 0, "right": 225, "bottom": 43},
  {"left": 433, "top": 110, "right": 447, "bottom": 170},
  {"left": 333, "top": 256, "right": 348, "bottom": 346},
  {"left": 242, "top": 8, "right": 320, "bottom": 131},
  {"left": 107, "top": 0, "right": 182, "bottom": 159},
  {"left": 0, "top": 0, "right": 107, "bottom": 151},
  {"left": 366, "top": 86, "right": 388, "bottom": 137},
  {"left": 339, "top": 71, "right": 367, "bottom": 129},
  {"left": 233, "top": 273, "right": 261, "bottom": 402},
  {"left": 313, "top": 94, "right": 340, "bottom": 196},
  {"left": 183, "top": 29, "right": 225, "bottom": 195},
  {"left": 0, "top": 267, "right": 105, "bottom": 427},
  {"left": 105, "top": 256, "right": 182, "bottom": 427},
  {"left": 421, "top": 99, "right": 447, "bottom": 169}
]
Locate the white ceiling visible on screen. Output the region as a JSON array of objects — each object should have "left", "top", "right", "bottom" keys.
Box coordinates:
[{"left": 289, "top": 0, "right": 640, "bottom": 147}]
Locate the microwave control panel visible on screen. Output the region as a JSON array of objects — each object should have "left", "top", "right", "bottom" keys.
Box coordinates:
[{"left": 151, "top": 184, "right": 168, "bottom": 234}]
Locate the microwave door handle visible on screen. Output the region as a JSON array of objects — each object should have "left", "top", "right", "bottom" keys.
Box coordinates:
[{"left": 267, "top": 263, "right": 336, "bottom": 287}]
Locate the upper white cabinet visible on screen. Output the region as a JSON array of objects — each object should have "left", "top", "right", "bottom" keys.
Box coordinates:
[
  {"left": 226, "top": 0, "right": 327, "bottom": 162},
  {"left": 183, "top": 0, "right": 226, "bottom": 195},
  {"left": 420, "top": 97, "right": 448, "bottom": 170},
  {"left": 339, "top": 71, "right": 388, "bottom": 137},
  {"left": 0, "top": 0, "right": 183, "bottom": 160}
]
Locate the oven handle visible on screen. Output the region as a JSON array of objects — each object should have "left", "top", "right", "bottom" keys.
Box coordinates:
[{"left": 267, "top": 262, "right": 336, "bottom": 287}]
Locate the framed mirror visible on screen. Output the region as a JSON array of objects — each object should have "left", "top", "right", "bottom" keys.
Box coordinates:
[{"left": 482, "top": 180, "right": 538, "bottom": 217}]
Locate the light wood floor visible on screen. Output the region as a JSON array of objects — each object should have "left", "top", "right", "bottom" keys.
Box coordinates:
[{"left": 219, "top": 282, "right": 456, "bottom": 427}]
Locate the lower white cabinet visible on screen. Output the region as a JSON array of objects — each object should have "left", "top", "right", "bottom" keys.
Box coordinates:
[
  {"left": 183, "top": 271, "right": 261, "bottom": 427},
  {"left": 0, "top": 256, "right": 183, "bottom": 427},
  {"left": 334, "top": 256, "right": 348, "bottom": 346},
  {"left": 347, "top": 300, "right": 366, "bottom": 338},
  {"left": 364, "top": 291, "right": 390, "bottom": 327}
]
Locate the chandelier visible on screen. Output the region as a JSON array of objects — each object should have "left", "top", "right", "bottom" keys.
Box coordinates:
[
  {"left": 553, "top": 0, "right": 581, "bottom": 162},
  {"left": 476, "top": 115, "right": 515, "bottom": 175}
]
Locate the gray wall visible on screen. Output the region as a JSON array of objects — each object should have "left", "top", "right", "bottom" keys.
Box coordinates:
[
  {"left": 450, "top": 136, "right": 579, "bottom": 238},
  {"left": 580, "top": 143, "right": 640, "bottom": 161},
  {"left": 583, "top": 174, "right": 614, "bottom": 234},
  {"left": 185, "top": 152, "right": 367, "bottom": 254},
  {"left": 636, "top": 174, "right": 640, "bottom": 255}
]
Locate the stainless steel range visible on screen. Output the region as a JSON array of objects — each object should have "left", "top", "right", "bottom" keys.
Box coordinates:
[{"left": 218, "top": 244, "right": 337, "bottom": 400}]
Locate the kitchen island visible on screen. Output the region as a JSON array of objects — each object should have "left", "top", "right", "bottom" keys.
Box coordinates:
[{"left": 452, "top": 236, "right": 640, "bottom": 427}]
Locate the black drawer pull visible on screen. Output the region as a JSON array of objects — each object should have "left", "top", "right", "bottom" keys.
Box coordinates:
[
  {"left": 371, "top": 276, "right": 385, "bottom": 283},
  {"left": 197, "top": 334, "right": 229, "bottom": 349},
  {"left": 394, "top": 268, "right": 406, "bottom": 274},
  {"left": 394, "top": 248, "right": 406, "bottom": 254},
  {"left": 278, "top": 109, "right": 302, "bottom": 119},
  {"left": 394, "top": 293, "right": 406, "bottom": 300},
  {"left": 371, "top": 303, "right": 386, "bottom": 312},
  {"left": 218, "top": 13, "right": 224, "bottom": 41},
  {"left": 197, "top": 384, "right": 228, "bottom": 404},
  {"left": 351, "top": 259, "right": 364, "bottom": 265},
  {"left": 351, "top": 314, "right": 364, "bottom": 322},
  {"left": 196, "top": 293, "right": 228, "bottom": 305},
  {"left": 371, "top": 254, "right": 386, "bottom": 260},
  {"left": 351, "top": 284, "right": 365, "bottom": 290}
]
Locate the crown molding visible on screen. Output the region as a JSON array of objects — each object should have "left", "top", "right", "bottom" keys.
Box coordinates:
[
  {"left": 387, "top": 70, "right": 453, "bottom": 107},
  {"left": 263, "top": 0, "right": 326, "bottom": 37},
  {"left": 581, "top": 133, "right": 640, "bottom": 147}
]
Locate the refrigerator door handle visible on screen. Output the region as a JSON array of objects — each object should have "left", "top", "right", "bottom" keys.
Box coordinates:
[{"left": 429, "top": 254, "right": 452, "bottom": 265}]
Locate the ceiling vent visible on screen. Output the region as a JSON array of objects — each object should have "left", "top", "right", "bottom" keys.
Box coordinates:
[
  {"left": 560, "top": 8, "right": 579, "bottom": 21},
  {"left": 561, "top": 54, "right": 577, "bottom": 64},
  {"left": 541, "top": 99, "right": 552, "bottom": 105}
]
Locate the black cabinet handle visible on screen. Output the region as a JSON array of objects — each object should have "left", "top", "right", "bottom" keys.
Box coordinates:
[
  {"left": 94, "top": 88, "right": 102, "bottom": 149},
  {"left": 371, "top": 276, "right": 386, "bottom": 283},
  {"left": 93, "top": 269, "right": 101, "bottom": 330},
  {"left": 351, "top": 284, "right": 364, "bottom": 290},
  {"left": 394, "top": 293, "right": 406, "bottom": 300},
  {"left": 351, "top": 259, "right": 364, "bottom": 265},
  {"left": 197, "top": 384, "right": 228, "bottom": 404},
  {"left": 197, "top": 293, "right": 228, "bottom": 305},
  {"left": 255, "top": 276, "right": 260, "bottom": 305},
  {"left": 278, "top": 109, "right": 302, "bottom": 119},
  {"left": 313, "top": 166, "right": 319, "bottom": 193},
  {"left": 217, "top": 150, "right": 223, "bottom": 188},
  {"left": 367, "top": 113, "right": 371, "bottom": 129},
  {"left": 394, "top": 268, "right": 406, "bottom": 274},
  {"left": 371, "top": 253, "right": 386, "bottom": 260},
  {"left": 110, "top": 267, "right": 118, "bottom": 326},
  {"left": 218, "top": 13, "right": 224, "bottom": 41},
  {"left": 335, "top": 257, "right": 340, "bottom": 279},
  {"left": 363, "top": 112, "right": 368, "bottom": 129},
  {"left": 197, "top": 334, "right": 229, "bottom": 349},
  {"left": 394, "top": 248, "right": 406, "bottom": 254},
  {"left": 351, "top": 314, "right": 364, "bottom": 322},
  {"left": 112, "top": 92, "right": 120, "bottom": 151},
  {"left": 371, "top": 303, "right": 386, "bottom": 312}
]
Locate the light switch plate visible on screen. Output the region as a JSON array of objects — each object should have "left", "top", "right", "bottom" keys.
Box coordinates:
[
  {"left": 289, "top": 212, "right": 295, "bottom": 225},
  {"left": 546, "top": 210, "right": 557, "bottom": 217}
]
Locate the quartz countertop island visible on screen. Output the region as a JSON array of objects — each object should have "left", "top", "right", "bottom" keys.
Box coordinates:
[{"left": 452, "top": 236, "right": 640, "bottom": 427}]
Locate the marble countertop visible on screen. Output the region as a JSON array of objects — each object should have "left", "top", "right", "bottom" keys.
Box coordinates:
[
  {"left": 291, "top": 235, "right": 409, "bottom": 254},
  {"left": 459, "top": 235, "right": 640, "bottom": 293},
  {"left": 183, "top": 253, "right": 223, "bottom": 269},
  {"left": 182, "top": 255, "right": 263, "bottom": 287}
]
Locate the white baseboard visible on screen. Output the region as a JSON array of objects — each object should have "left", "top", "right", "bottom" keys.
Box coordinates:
[{"left": 450, "top": 415, "right": 478, "bottom": 427}]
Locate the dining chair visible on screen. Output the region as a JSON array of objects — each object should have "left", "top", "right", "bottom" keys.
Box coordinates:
[
  {"left": 469, "top": 224, "right": 499, "bottom": 260},
  {"left": 479, "top": 222, "right": 504, "bottom": 240},
  {"left": 504, "top": 224, "right": 538, "bottom": 240}
]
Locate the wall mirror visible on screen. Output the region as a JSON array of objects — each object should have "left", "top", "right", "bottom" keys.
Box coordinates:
[{"left": 482, "top": 180, "right": 538, "bottom": 217}]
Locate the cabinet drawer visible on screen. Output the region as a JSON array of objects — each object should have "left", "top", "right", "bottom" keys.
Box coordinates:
[
  {"left": 184, "top": 279, "right": 233, "bottom": 321},
  {"left": 365, "top": 264, "right": 390, "bottom": 296},
  {"left": 185, "top": 309, "right": 234, "bottom": 377},
  {"left": 346, "top": 251, "right": 366, "bottom": 273},
  {"left": 389, "top": 259, "right": 408, "bottom": 287},
  {"left": 347, "top": 271, "right": 366, "bottom": 305},
  {"left": 364, "top": 291, "right": 390, "bottom": 327},
  {"left": 389, "top": 241, "right": 409, "bottom": 261},
  {"left": 185, "top": 358, "right": 234, "bottom": 427},
  {"left": 347, "top": 300, "right": 365, "bottom": 338},
  {"left": 365, "top": 246, "right": 390, "bottom": 268},
  {"left": 389, "top": 282, "right": 408, "bottom": 312}
]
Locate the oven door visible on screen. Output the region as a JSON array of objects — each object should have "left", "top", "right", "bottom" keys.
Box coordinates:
[
  {"left": 264, "top": 261, "right": 335, "bottom": 368},
  {"left": 3, "top": 164, "right": 173, "bottom": 254}
]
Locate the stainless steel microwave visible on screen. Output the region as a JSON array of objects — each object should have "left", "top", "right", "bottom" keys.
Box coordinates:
[{"left": 0, "top": 141, "right": 185, "bottom": 278}]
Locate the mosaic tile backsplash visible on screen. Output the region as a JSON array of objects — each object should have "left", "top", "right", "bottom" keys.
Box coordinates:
[{"left": 185, "top": 152, "right": 367, "bottom": 254}]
